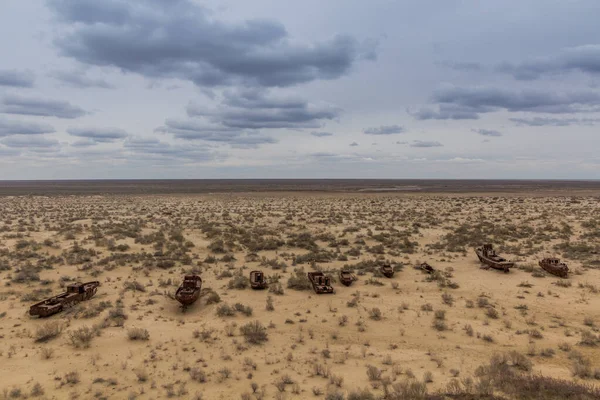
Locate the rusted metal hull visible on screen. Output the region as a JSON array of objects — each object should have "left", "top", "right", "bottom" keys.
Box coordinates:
[
  {"left": 175, "top": 275, "right": 202, "bottom": 307},
  {"left": 539, "top": 260, "right": 568, "bottom": 278},
  {"left": 307, "top": 272, "right": 334, "bottom": 294},
  {"left": 249, "top": 270, "right": 268, "bottom": 290},
  {"left": 339, "top": 271, "right": 356, "bottom": 287},
  {"left": 175, "top": 288, "right": 200, "bottom": 305},
  {"left": 475, "top": 248, "right": 513, "bottom": 273},
  {"left": 419, "top": 263, "right": 435, "bottom": 274},
  {"left": 381, "top": 265, "right": 394, "bottom": 278},
  {"left": 29, "top": 281, "right": 100, "bottom": 318}
]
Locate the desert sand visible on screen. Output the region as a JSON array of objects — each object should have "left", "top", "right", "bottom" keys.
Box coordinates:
[{"left": 1, "top": 191, "right": 600, "bottom": 399}]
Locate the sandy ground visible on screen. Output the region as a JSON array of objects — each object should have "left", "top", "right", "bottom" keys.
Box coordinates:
[{"left": 0, "top": 192, "right": 599, "bottom": 399}]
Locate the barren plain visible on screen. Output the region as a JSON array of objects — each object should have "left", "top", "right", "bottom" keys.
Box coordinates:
[{"left": 1, "top": 187, "right": 600, "bottom": 399}]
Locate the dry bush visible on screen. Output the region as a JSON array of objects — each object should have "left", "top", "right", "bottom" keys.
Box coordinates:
[
  {"left": 240, "top": 321, "right": 268, "bottom": 344},
  {"left": 266, "top": 296, "right": 274, "bottom": 311},
  {"left": 216, "top": 303, "right": 235, "bottom": 317},
  {"left": 366, "top": 365, "right": 382, "bottom": 381},
  {"left": 368, "top": 307, "right": 382, "bottom": 321},
  {"left": 68, "top": 325, "right": 97, "bottom": 348},
  {"left": 234, "top": 303, "right": 253, "bottom": 316},
  {"left": 128, "top": 328, "right": 150, "bottom": 341},
  {"left": 34, "top": 321, "right": 63, "bottom": 343},
  {"left": 441, "top": 292, "right": 454, "bottom": 306},
  {"left": 190, "top": 368, "right": 207, "bottom": 383}
]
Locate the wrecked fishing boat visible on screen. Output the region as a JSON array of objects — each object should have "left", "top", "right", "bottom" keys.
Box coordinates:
[
  {"left": 339, "top": 270, "right": 357, "bottom": 286},
  {"left": 475, "top": 244, "right": 514, "bottom": 273},
  {"left": 249, "top": 270, "right": 268, "bottom": 289},
  {"left": 175, "top": 275, "right": 202, "bottom": 307},
  {"left": 419, "top": 262, "right": 435, "bottom": 274},
  {"left": 380, "top": 264, "right": 394, "bottom": 278},
  {"left": 539, "top": 258, "right": 569, "bottom": 278},
  {"left": 29, "top": 281, "right": 100, "bottom": 318},
  {"left": 307, "top": 272, "right": 334, "bottom": 294}
]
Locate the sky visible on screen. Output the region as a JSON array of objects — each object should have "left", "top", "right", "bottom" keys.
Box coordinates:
[{"left": 1, "top": 0, "right": 599, "bottom": 179}]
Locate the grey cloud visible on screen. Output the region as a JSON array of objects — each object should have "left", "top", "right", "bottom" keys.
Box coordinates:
[
  {"left": 414, "top": 85, "right": 600, "bottom": 120},
  {"left": 396, "top": 141, "right": 407, "bottom": 144},
  {"left": 498, "top": 45, "right": 600, "bottom": 80},
  {"left": 48, "top": 0, "right": 374, "bottom": 88},
  {"left": 311, "top": 152, "right": 338, "bottom": 158},
  {"left": 409, "top": 104, "right": 480, "bottom": 120},
  {"left": 124, "top": 136, "right": 222, "bottom": 162},
  {"left": 50, "top": 69, "right": 113, "bottom": 88},
  {"left": 411, "top": 140, "right": 443, "bottom": 148},
  {"left": 157, "top": 119, "right": 276, "bottom": 148},
  {"left": 70, "top": 138, "right": 98, "bottom": 147},
  {"left": 437, "top": 61, "right": 484, "bottom": 72},
  {"left": 0, "top": 118, "right": 55, "bottom": 136},
  {"left": 349, "top": 141, "right": 358, "bottom": 146},
  {"left": 363, "top": 124, "right": 404, "bottom": 135},
  {"left": 0, "top": 70, "right": 35, "bottom": 87},
  {"left": 472, "top": 128, "right": 502, "bottom": 137},
  {"left": 311, "top": 131, "right": 333, "bottom": 137},
  {"left": 0, "top": 94, "right": 86, "bottom": 118},
  {"left": 510, "top": 117, "right": 600, "bottom": 126},
  {"left": 67, "top": 127, "right": 128, "bottom": 142},
  {"left": 188, "top": 88, "right": 341, "bottom": 129},
  {"left": 1, "top": 135, "right": 60, "bottom": 148}
]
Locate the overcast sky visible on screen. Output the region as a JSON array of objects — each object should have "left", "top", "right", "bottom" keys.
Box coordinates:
[{"left": 1, "top": 0, "right": 599, "bottom": 179}]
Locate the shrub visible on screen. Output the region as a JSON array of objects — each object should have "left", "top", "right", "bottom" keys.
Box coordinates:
[
  {"left": 128, "top": 328, "right": 150, "bottom": 341},
  {"left": 190, "top": 368, "right": 207, "bottom": 383},
  {"left": 64, "top": 371, "right": 80, "bottom": 385},
  {"left": 486, "top": 306, "right": 499, "bottom": 319},
  {"left": 34, "top": 321, "right": 63, "bottom": 343},
  {"left": 287, "top": 269, "right": 312, "bottom": 291},
  {"left": 266, "top": 296, "right": 274, "bottom": 311},
  {"left": 228, "top": 275, "right": 250, "bottom": 290},
  {"left": 240, "top": 321, "right": 268, "bottom": 344},
  {"left": 368, "top": 308, "right": 382, "bottom": 321},
  {"left": 216, "top": 303, "right": 235, "bottom": 317},
  {"left": 441, "top": 292, "right": 454, "bottom": 306},
  {"left": 204, "top": 290, "right": 221, "bottom": 304},
  {"left": 68, "top": 326, "right": 96, "bottom": 348},
  {"left": 234, "top": 303, "right": 253, "bottom": 316},
  {"left": 579, "top": 330, "right": 599, "bottom": 346},
  {"left": 366, "top": 365, "right": 382, "bottom": 381}
]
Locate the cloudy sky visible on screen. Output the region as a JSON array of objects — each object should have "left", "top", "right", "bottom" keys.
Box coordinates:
[{"left": 1, "top": 0, "right": 599, "bottom": 179}]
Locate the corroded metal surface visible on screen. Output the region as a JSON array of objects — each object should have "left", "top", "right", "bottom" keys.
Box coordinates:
[
  {"left": 381, "top": 264, "right": 394, "bottom": 278},
  {"left": 175, "top": 275, "right": 202, "bottom": 307},
  {"left": 249, "top": 270, "right": 268, "bottom": 290},
  {"left": 539, "top": 258, "right": 569, "bottom": 278},
  {"left": 29, "top": 281, "right": 100, "bottom": 318},
  {"left": 308, "top": 272, "right": 334, "bottom": 294},
  {"left": 339, "top": 270, "right": 357, "bottom": 286},
  {"left": 475, "top": 244, "right": 514, "bottom": 273}
]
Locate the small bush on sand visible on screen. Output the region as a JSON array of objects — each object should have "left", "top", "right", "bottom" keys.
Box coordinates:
[
  {"left": 128, "top": 328, "right": 150, "bottom": 341},
  {"left": 240, "top": 321, "right": 268, "bottom": 344},
  {"left": 34, "top": 321, "right": 63, "bottom": 343},
  {"left": 68, "top": 326, "right": 97, "bottom": 348}
]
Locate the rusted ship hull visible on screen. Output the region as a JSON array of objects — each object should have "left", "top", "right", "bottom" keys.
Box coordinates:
[
  {"left": 307, "top": 272, "right": 334, "bottom": 294},
  {"left": 381, "top": 265, "right": 394, "bottom": 278},
  {"left": 249, "top": 270, "right": 268, "bottom": 290},
  {"left": 175, "top": 275, "right": 202, "bottom": 307},
  {"left": 539, "top": 261, "right": 568, "bottom": 278},
  {"left": 175, "top": 288, "right": 200, "bottom": 306},
  {"left": 475, "top": 249, "right": 513, "bottom": 272},
  {"left": 419, "top": 263, "right": 435, "bottom": 274},
  {"left": 339, "top": 271, "right": 356, "bottom": 287},
  {"left": 29, "top": 281, "right": 100, "bottom": 318}
]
